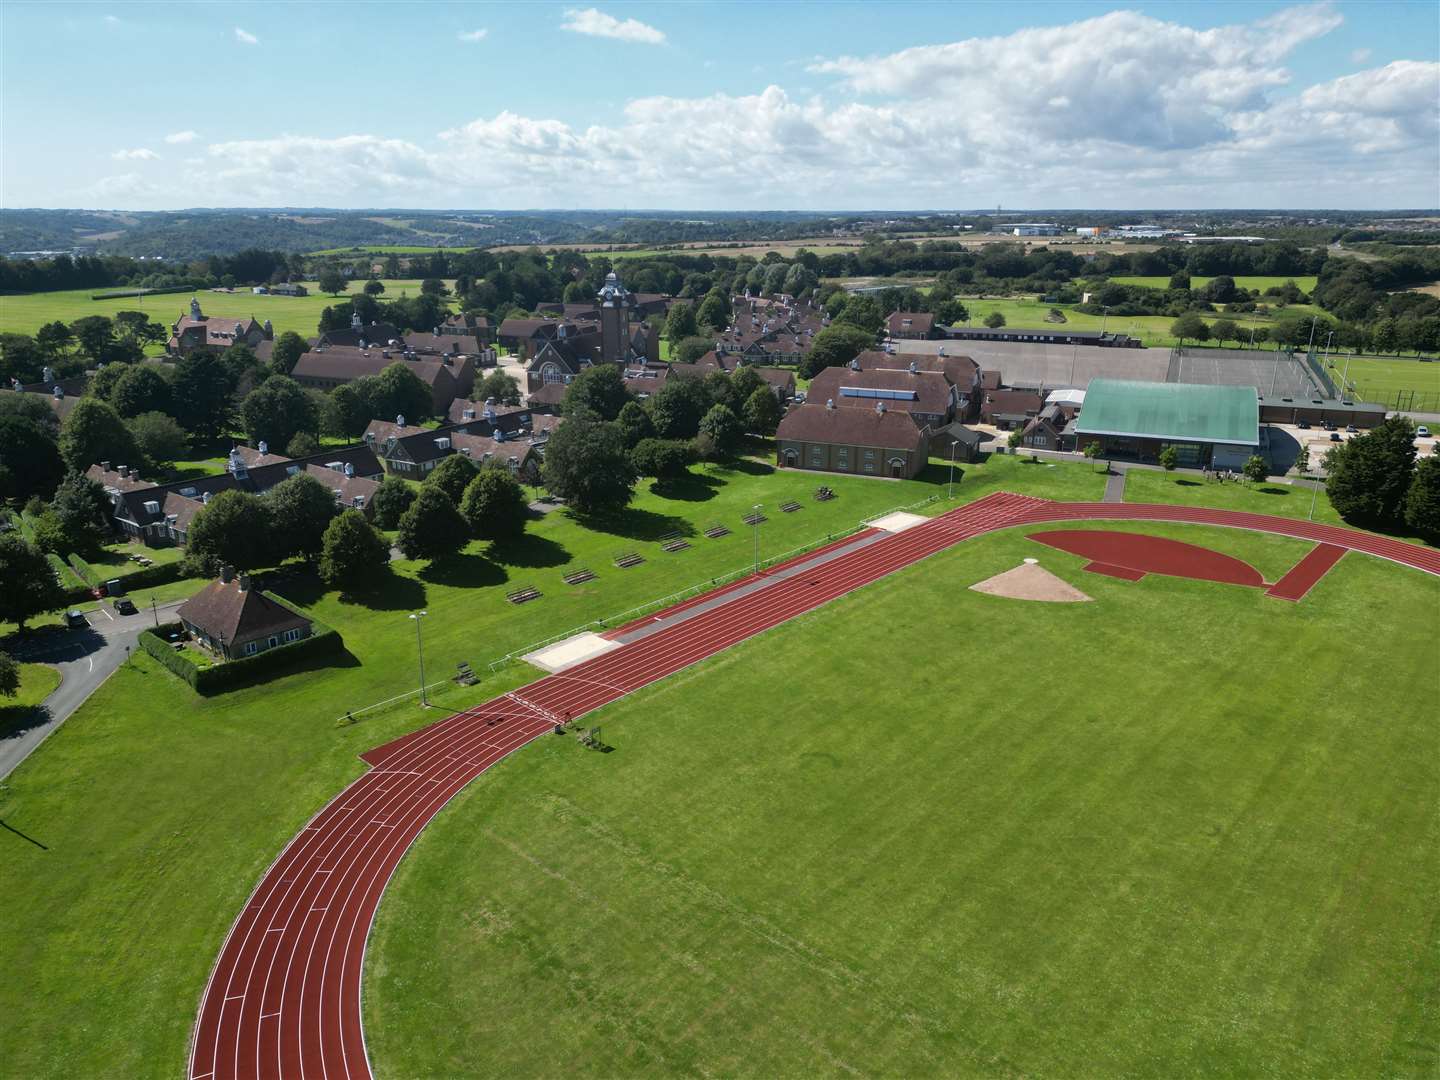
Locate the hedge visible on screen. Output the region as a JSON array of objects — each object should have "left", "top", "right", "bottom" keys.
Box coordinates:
[
  {"left": 90, "top": 285, "right": 193, "bottom": 300},
  {"left": 67, "top": 552, "right": 98, "bottom": 586},
  {"left": 47, "top": 552, "right": 86, "bottom": 592},
  {"left": 139, "top": 602, "right": 345, "bottom": 694}
]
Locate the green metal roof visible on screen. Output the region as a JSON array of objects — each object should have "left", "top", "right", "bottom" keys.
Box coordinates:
[{"left": 1076, "top": 380, "right": 1259, "bottom": 446}]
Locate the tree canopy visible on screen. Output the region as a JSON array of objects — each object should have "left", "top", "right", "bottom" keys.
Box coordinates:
[
  {"left": 371, "top": 475, "right": 417, "bottom": 529},
  {"left": 0, "top": 534, "right": 65, "bottom": 631},
  {"left": 319, "top": 509, "right": 391, "bottom": 589},
  {"left": 240, "top": 374, "right": 317, "bottom": 451},
  {"left": 459, "top": 467, "right": 528, "bottom": 541},
  {"left": 425, "top": 454, "right": 480, "bottom": 505},
  {"left": 540, "top": 418, "right": 636, "bottom": 515},
  {"left": 59, "top": 397, "right": 146, "bottom": 474},
  {"left": 799, "top": 323, "right": 874, "bottom": 379},
  {"left": 397, "top": 486, "right": 469, "bottom": 560},
  {"left": 265, "top": 472, "right": 339, "bottom": 561},
  {"left": 186, "top": 489, "right": 274, "bottom": 572},
  {"left": 562, "top": 364, "right": 632, "bottom": 421}
]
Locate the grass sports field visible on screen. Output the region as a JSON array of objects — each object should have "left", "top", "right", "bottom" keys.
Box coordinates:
[
  {"left": 1323, "top": 355, "right": 1440, "bottom": 405},
  {"left": 0, "top": 279, "right": 446, "bottom": 341},
  {"left": 0, "top": 455, "right": 1108, "bottom": 1077},
  {"left": 364, "top": 521, "right": 1439, "bottom": 1077},
  {"left": 1108, "top": 275, "right": 1320, "bottom": 294},
  {"left": 948, "top": 296, "right": 1328, "bottom": 349}
]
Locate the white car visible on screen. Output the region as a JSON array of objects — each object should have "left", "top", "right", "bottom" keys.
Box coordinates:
[{"left": 1417, "top": 425, "right": 1432, "bottom": 438}]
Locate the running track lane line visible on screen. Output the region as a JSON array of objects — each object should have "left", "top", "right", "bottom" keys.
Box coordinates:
[{"left": 189, "top": 494, "right": 1440, "bottom": 1080}]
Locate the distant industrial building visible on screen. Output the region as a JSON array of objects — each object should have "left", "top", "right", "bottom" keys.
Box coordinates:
[{"left": 1004, "top": 223, "right": 1061, "bottom": 237}]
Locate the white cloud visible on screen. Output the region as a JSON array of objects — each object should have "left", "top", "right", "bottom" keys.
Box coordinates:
[
  {"left": 234, "top": 27, "right": 258, "bottom": 45},
  {"left": 560, "top": 8, "right": 664, "bottom": 44},
  {"left": 1351, "top": 47, "right": 1373, "bottom": 64},
  {"left": 175, "top": 134, "right": 443, "bottom": 204},
  {"left": 111, "top": 148, "right": 159, "bottom": 161},
  {"left": 164, "top": 130, "right": 200, "bottom": 144},
  {"left": 458, "top": 28, "right": 488, "bottom": 42},
  {"left": 104, "top": 14, "right": 120, "bottom": 25}
]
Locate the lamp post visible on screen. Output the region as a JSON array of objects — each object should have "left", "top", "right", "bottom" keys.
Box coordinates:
[
  {"left": 409, "top": 610, "right": 428, "bottom": 705},
  {"left": 948, "top": 441, "right": 959, "bottom": 499},
  {"left": 1305, "top": 315, "right": 1320, "bottom": 355},
  {"left": 751, "top": 504, "right": 762, "bottom": 575},
  {"left": 1248, "top": 327, "right": 1257, "bottom": 350}
]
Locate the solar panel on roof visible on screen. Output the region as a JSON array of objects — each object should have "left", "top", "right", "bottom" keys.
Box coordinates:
[{"left": 839, "top": 386, "right": 918, "bottom": 401}]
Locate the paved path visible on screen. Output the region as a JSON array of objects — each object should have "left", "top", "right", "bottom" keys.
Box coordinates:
[
  {"left": 188, "top": 494, "right": 1440, "bottom": 1080},
  {"left": 0, "top": 600, "right": 186, "bottom": 781},
  {"left": 1103, "top": 465, "right": 1128, "bottom": 502}
]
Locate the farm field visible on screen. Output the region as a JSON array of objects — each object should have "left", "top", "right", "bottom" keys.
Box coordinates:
[
  {"left": 0, "top": 454, "right": 1112, "bottom": 1078},
  {"left": 308, "top": 245, "right": 479, "bottom": 256},
  {"left": 364, "top": 522, "right": 1440, "bottom": 1077},
  {"left": 0, "top": 279, "right": 447, "bottom": 340},
  {"left": 1108, "top": 275, "right": 1320, "bottom": 294}
]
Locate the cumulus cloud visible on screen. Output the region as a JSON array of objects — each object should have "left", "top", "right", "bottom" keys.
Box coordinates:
[
  {"left": 164, "top": 130, "right": 200, "bottom": 144},
  {"left": 458, "top": 28, "right": 488, "bottom": 42},
  {"left": 234, "top": 27, "right": 258, "bottom": 45},
  {"left": 175, "top": 134, "right": 443, "bottom": 204},
  {"left": 111, "top": 148, "right": 159, "bottom": 161},
  {"left": 560, "top": 8, "right": 664, "bottom": 44}
]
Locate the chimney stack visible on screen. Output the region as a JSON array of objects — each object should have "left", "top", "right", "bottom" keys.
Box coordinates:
[
  {"left": 220, "top": 565, "right": 233, "bottom": 584},
  {"left": 237, "top": 573, "right": 250, "bottom": 593}
]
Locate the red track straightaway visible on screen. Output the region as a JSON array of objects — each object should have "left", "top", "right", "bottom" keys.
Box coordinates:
[{"left": 189, "top": 494, "right": 1440, "bottom": 1080}]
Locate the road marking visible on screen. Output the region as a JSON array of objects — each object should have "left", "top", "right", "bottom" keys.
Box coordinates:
[
  {"left": 88, "top": 656, "right": 94, "bottom": 673},
  {"left": 101, "top": 609, "right": 114, "bottom": 621}
]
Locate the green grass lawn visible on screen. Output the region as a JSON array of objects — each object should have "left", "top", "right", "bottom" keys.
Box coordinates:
[
  {"left": 0, "top": 279, "right": 447, "bottom": 340},
  {"left": 950, "top": 296, "right": 1325, "bottom": 349},
  {"left": 1109, "top": 275, "right": 1320, "bottom": 294},
  {"left": 0, "top": 456, "right": 1424, "bottom": 1078},
  {"left": 0, "top": 662, "right": 61, "bottom": 738},
  {"left": 364, "top": 523, "right": 1440, "bottom": 1078}
]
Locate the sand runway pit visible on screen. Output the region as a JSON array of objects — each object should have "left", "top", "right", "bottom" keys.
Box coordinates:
[{"left": 970, "top": 558, "right": 1093, "bottom": 603}]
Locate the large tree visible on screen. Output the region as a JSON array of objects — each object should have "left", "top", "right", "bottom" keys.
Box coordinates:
[
  {"left": 0, "top": 652, "right": 18, "bottom": 699},
  {"left": 70, "top": 316, "right": 115, "bottom": 363},
  {"left": 396, "top": 486, "right": 469, "bottom": 560},
  {"left": 475, "top": 369, "right": 521, "bottom": 406},
  {"left": 540, "top": 418, "right": 636, "bottom": 515},
  {"left": 1325, "top": 417, "right": 1417, "bottom": 528},
  {"left": 269, "top": 331, "right": 308, "bottom": 375},
  {"left": 371, "top": 475, "right": 417, "bottom": 529},
  {"left": 835, "top": 294, "right": 883, "bottom": 333},
  {"left": 319, "top": 510, "right": 391, "bottom": 589},
  {"left": 562, "top": 364, "right": 632, "bottom": 421},
  {"left": 321, "top": 383, "right": 371, "bottom": 440},
  {"left": 696, "top": 289, "right": 729, "bottom": 333},
  {"left": 265, "top": 472, "right": 339, "bottom": 561},
  {"left": 1170, "top": 313, "right": 1210, "bottom": 343},
  {"left": 240, "top": 374, "right": 317, "bottom": 451},
  {"left": 59, "top": 397, "right": 146, "bottom": 473},
  {"left": 171, "top": 352, "right": 237, "bottom": 442},
  {"left": 742, "top": 385, "right": 782, "bottom": 436},
  {"left": 799, "top": 323, "right": 874, "bottom": 379},
  {"left": 1404, "top": 454, "right": 1440, "bottom": 542},
  {"left": 186, "top": 489, "right": 274, "bottom": 572},
  {"left": 50, "top": 470, "right": 111, "bottom": 554},
  {"left": 110, "top": 365, "right": 172, "bottom": 418},
  {"left": 317, "top": 268, "right": 349, "bottom": 296},
  {"left": 649, "top": 377, "right": 710, "bottom": 439},
  {"left": 664, "top": 301, "right": 698, "bottom": 348},
  {"left": 425, "top": 453, "right": 479, "bottom": 505},
  {"left": 630, "top": 437, "right": 696, "bottom": 478},
  {"left": 699, "top": 403, "right": 742, "bottom": 458},
  {"left": 0, "top": 411, "right": 64, "bottom": 501},
  {"left": 129, "top": 411, "right": 189, "bottom": 467},
  {"left": 615, "top": 399, "right": 654, "bottom": 447},
  {"left": 361, "top": 362, "right": 433, "bottom": 423},
  {"left": 459, "top": 467, "right": 528, "bottom": 540},
  {"left": 0, "top": 534, "right": 65, "bottom": 632}
]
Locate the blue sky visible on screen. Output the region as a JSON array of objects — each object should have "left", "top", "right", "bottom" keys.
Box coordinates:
[{"left": 3, "top": 1, "right": 1436, "bottom": 210}]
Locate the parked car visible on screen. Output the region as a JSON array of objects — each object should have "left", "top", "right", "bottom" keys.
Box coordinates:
[
  {"left": 65, "top": 609, "right": 87, "bottom": 628},
  {"left": 105, "top": 578, "right": 126, "bottom": 597},
  {"left": 1417, "top": 425, "right": 1432, "bottom": 437},
  {"left": 1345, "top": 425, "right": 1358, "bottom": 434},
  {"left": 1330, "top": 432, "right": 1343, "bottom": 442},
  {"left": 89, "top": 584, "right": 108, "bottom": 599},
  {"left": 1296, "top": 420, "right": 1311, "bottom": 430},
  {"left": 112, "top": 597, "right": 137, "bottom": 616},
  {"left": 1321, "top": 420, "right": 1335, "bottom": 431}
]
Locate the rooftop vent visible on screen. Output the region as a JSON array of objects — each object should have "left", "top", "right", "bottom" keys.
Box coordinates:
[
  {"left": 396, "top": 414, "right": 406, "bottom": 428},
  {"left": 435, "top": 437, "right": 451, "bottom": 450},
  {"left": 143, "top": 499, "right": 160, "bottom": 514}
]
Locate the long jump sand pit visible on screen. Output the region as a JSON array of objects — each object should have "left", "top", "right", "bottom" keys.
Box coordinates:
[
  {"left": 970, "top": 558, "right": 1093, "bottom": 603},
  {"left": 868, "top": 511, "right": 929, "bottom": 533},
  {"left": 524, "top": 632, "right": 621, "bottom": 673}
]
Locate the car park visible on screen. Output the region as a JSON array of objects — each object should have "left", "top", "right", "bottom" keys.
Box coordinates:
[
  {"left": 1296, "top": 420, "right": 1311, "bottom": 429},
  {"left": 65, "top": 609, "right": 87, "bottom": 628},
  {"left": 112, "top": 597, "right": 137, "bottom": 616},
  {"left": 1418, "top": 425, "right": 1432, "bottom": 437},
  {"left": 1330, "top": 432, "right": 1342, "bottom": 442},
  {"left": 1345, "top": 425, "right": 1358, "bottom": 434}
]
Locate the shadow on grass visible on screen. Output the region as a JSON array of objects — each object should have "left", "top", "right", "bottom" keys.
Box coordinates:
[
  {"left": 487, "top": 534, "right": 570, "bottom": 569},
  {"left": 419, "top": 552, "right": 508, "bottom": 589},
  {"left": 649, "top": 472, "right": 721, "bottom": 502},
  {"left": 722, "top": 457, "right": 774, "bottom": 477},
  {"left": 573, "top": 507, "right": 695, "bottom": 542},
  {"left": 0, "top": 703, "right": 52, "bottom": 741},
  {"left": 336, "top": 572, "right": 429, "bottom": 611},
  {"left": 1257, "top": 486, "right": 1293, "bottom": 496},
  {"left": 1175, "top": 479, "right": 1203, "bottom": 487},
  {"left": 198, "top": 646, "right": 363, "bottom": 697}
]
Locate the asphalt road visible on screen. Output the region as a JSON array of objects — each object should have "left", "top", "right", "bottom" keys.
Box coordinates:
[{"left": 0, "top": 599, "right": 186, "bottom": 782}]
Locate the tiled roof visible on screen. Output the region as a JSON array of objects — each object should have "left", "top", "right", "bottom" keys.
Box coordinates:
[
  {"left": 178, "top": 577, "right": 310, "bottom": 644},
  {"left": 776, "top": 403, "right": 929, "bottom": 451},
  {"left": 807, "top": 366, "right": 953, "bottom": 416}
]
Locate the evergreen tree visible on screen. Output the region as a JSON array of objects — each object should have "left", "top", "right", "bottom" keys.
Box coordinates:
[
  {"left": 1404, "top": 455, "right": 1440, "bottom": 542},
  {"left": 50, "top": 471, "right": 111, "bottom": 554},
  {"left": 615, "top": 400, "right": 655, "bottom": 447},
  {"left": 240, "top": 375, "right": 317, "bottom": 451}
]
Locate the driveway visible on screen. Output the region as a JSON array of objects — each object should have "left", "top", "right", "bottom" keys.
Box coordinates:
[{"left": 0, "top": 599, "right": 186, "bottom": 781}]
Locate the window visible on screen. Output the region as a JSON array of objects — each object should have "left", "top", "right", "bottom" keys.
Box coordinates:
[
  {"left": 244, "top": 641, "right": 258, "bottom": 656},
  {"left": 283, "top": 628, "right": 302, "bottom": 643},
  {"left": 863, "top": 462, "right": 875, "bottom": 473},
  {"left": 268, "top": 636, "right": 279, "bottom": 649},
  {"left": 864, "top": 449, "right": 875, "bottom": 460}
]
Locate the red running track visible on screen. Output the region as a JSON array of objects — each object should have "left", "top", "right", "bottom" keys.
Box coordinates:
[{"left": 189, "top": 494, "right": 1440, "bottom": 1080}]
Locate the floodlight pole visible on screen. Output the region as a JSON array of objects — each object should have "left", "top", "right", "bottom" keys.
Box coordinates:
[
  {"left": 1305, "top": 316, "right": 1320, "bottom": 355},
  {"left": 409, "top": 610, "right": 428, "bottom": 705},
  {"left": 751, "top": 504, "right": 762, "bottom": 575},
  {"left": 1248, "top": 327, "right": 1257, "bottom": 350},
  {"left": 948, "top": 442, "right": 959, "bottom": 500}
]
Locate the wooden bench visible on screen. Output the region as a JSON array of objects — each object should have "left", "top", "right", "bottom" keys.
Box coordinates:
[
  {"left": 505, "top": 585, "right": 542, "bottom": 604},
  {"left": 742, "top": 512, "right": 767, "bottom": 526},
  {"left": 703, "top": 523, "right": 731, "bottom": 539},
  {"left": 780, "top": 500, "right": 801, "bottom": 513},
  {"left": 814, "top": 486, "right": 835, "bottom": 502},
  {"left": 454, "top": 663, "right": 478, "bottom": 686},
  {"left": 563, "top": 568, "right": 597, "bottom": 585},
  {"left": 658, "top": 530, "right": 691, "bottom": 553},
  {"left": 614, "top": 551, "right": 645, "bottom": 568}
]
